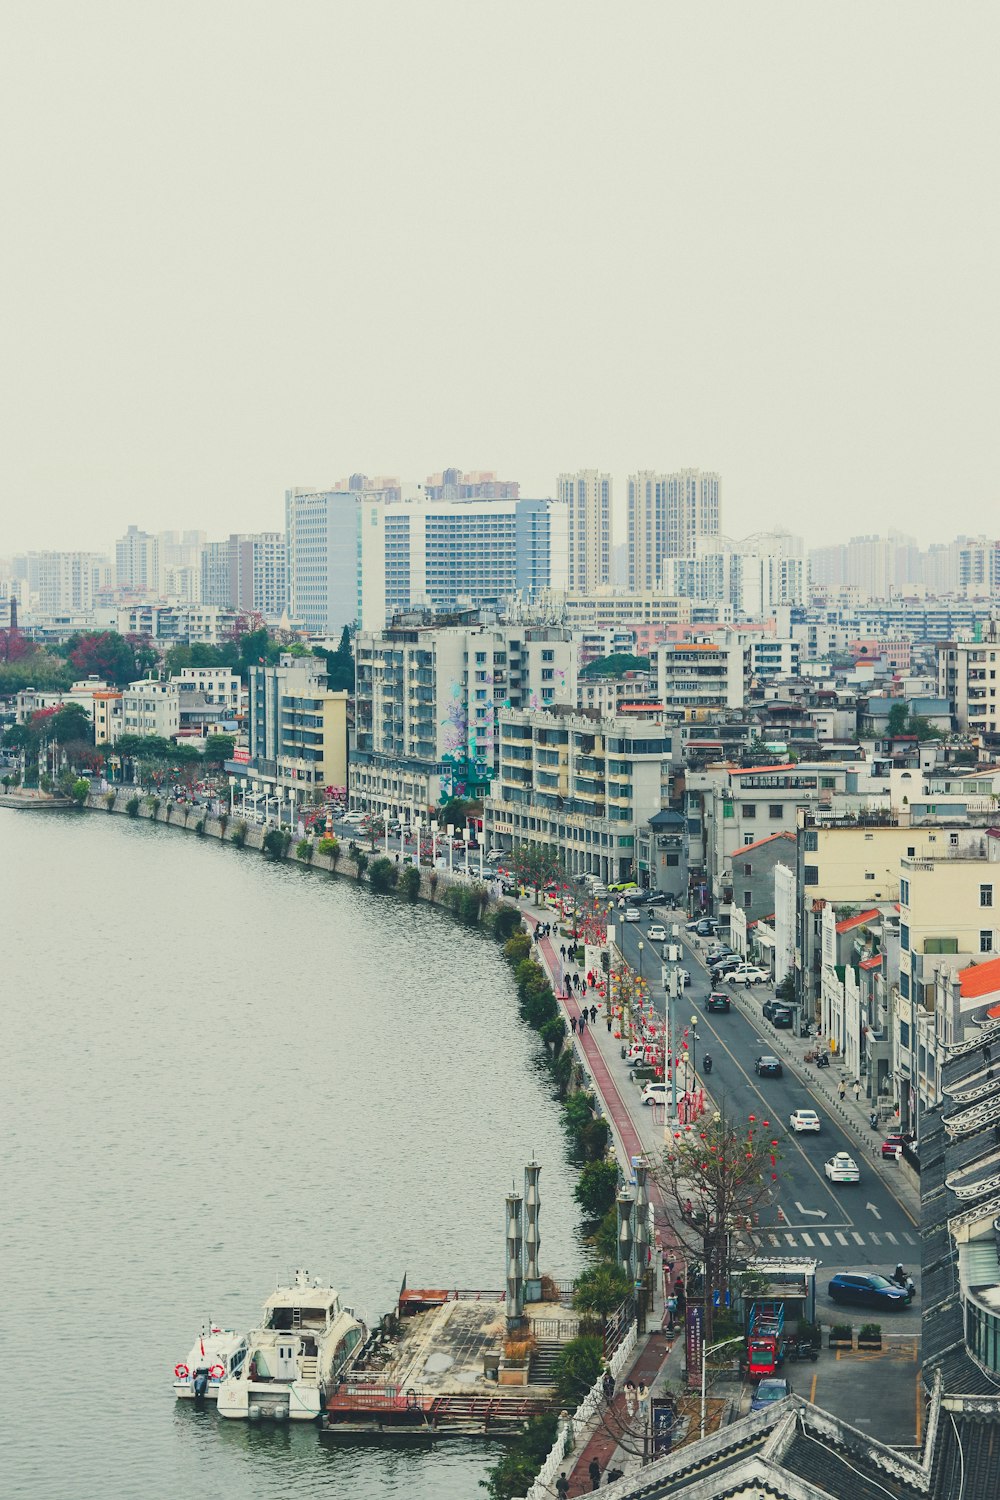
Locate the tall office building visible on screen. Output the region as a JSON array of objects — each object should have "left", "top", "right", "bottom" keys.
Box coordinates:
[
  {"left": 285, "top": 489, "right": 358, "bottom": 635},
  {"left": 115, "top": 526, "right": 160, "bottom": 596},
  {"left": 627, "top": 469, "right": 721, "bottom": 588},
  {"left": 27, "top": 551, "right": 112, "bottom": 614},
  {"left": 357, "top": 493, "right": 567, "bottom": 629},
  {"left": 201, "top": 533, "right": 287, "bottom": 617},
  {"left": 557, "top": 470, "right": 612, "bottom": 594}
]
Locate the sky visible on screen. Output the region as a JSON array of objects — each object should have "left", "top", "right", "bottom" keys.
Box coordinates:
[{"left": 1, "top": 1, "right": 998, "bottom": 555}]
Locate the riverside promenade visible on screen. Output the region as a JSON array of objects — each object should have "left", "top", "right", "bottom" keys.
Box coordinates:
[{"left": 524, "top": 909, "right": 695, "bottom": 1491}]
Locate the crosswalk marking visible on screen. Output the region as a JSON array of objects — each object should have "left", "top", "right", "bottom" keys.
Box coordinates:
[
  {"left": 785, "top": 1233, "right": 797, "bottom": 1246},
  {"left": 835, "top": 1231, "right": 849, "bottom": 1246},
  {"left": 870, "top": 1233, "right": 881, "bottom": 1245},
  {"left": 768, "top": 1233, "right": 780, "bottom": 1247},
  {"left": 903, "top": 1232, "right": 917, "bottom": 1245},
  {"left": 801, "top": 1232, "right": 814, "bottom": 1246},
  {"left": 884, "top": 1231, "right": 898, "bottom": 1245},
  {"left": 818, "top": 1232, "right": 831, "bottom": 1246},
  {"left": 851, "top": 1231, "right": 865, "bottom": 1245},
  {"left": 756, "top": 1225, "right": 913, "bottom": 1254}
]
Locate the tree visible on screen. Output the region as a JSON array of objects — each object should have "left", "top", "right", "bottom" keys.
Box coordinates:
[
  {"left": 573, "top": 1264, "right": 632, "bottom": 1321},
  {"left": 551, "top": 1334, "right": 604, "bottom": 1407},
  {"left": 262, "top": 829, "right": 290, "bottom": 860},
  {"left": 368, "top": 856, "right": 398, "bottom": 892},
  {"left": 0, "top": 627, "right": 32, "bottom": 662},
  {"left": 49, "top": 702, "right": 93, "bottom": 745},
  {"left": 573, "top": 1159, "right": 619, "bottom": 1221},
  {"left": 479, "top": 1413, "right": 558, "bottom": 1500},
  {"left": 579, "top": 653, "right": 651, "bottom": 678},
  {"left": 887, "top": 701, "right": 909, "bottom": 737},
  {"left": 63, "top": 631, "right": 137, "bottom": 687},
  {"left": 650, "top": 1098, "right": 780, "bottom": 1329},
  {"left": 775, "top": 971, "right": 795, "bottom": 1005},
  {"left": 314, "top": 625, "right": 354, "bottom": 693},
  {"left": 203, "top": 734, "right": 235, "bottom": 766},
  {"left": 509, "top": 841, "right": 567, "bottom": 903}
]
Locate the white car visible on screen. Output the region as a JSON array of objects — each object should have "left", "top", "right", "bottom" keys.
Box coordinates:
[
  {"left": 824, "top": 1152, "right": 860, "bottom": 1183},
  {"left": 647, "top": 923, "right": 667, "bottom": 942},
  {"left": 640, "top": 1082, "right": 668, "bottom": 1106},
  {"left": 789, "top": 1109, "right": 821, "bottom": 1133},
  {"left": 623, "top": 908, "right": 641, "bottom": 923},
  {"left": 728, "top": 965, "right": 769, "bottom": 985}
]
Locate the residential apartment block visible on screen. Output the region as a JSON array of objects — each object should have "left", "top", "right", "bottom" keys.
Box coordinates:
[
  {"left": 486, "top": 706, "right": 673, "bottom": 884},
  {"left": 26, "top": 551, "right": 112, "bottom": 614},
  {"left": 121, "top": 678, "right": 180, "bottom": 739},
  {"left": 201, "top": 532, "right": 287, "bottom": 618},
  {"left": 937, "top": 623, "right": 1000, "bottom": 735},
  {"left": 244, "top": 654, "right": 348, "bottom": 817},
  {"left": 285, "top": 487, "right": 358, "bottom": 636},
  {"left": 653, "top": 636, "right": 751, "bottom": 714},
  {"left": 558, "top": 470, "right": 612, "bottom": 595},
  {"left": 351, "top": 617, "right": 577, "bottom": 816}
]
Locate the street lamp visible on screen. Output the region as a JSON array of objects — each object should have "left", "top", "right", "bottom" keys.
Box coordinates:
[
  {"left": 701, "top": 1334, "right": 744, "bottom": 1439},
  {"left": 690, "top": 1016, "right": 700, "bottom": 1079},
  {"left": 637, "top": 940, "right": 644, "bottom": 984}
]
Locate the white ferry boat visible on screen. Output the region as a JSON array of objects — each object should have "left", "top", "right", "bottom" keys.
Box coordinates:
[
  {"left": 217, "top": 1270, "right": 365, "bottom": 1422},
  {"left": 173, "top": 1326, "right": 249, "bottom": 1400}
]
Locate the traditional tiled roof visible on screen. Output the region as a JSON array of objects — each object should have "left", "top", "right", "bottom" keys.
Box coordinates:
[{"left": 860, "top": 954, "right": 884, "bottom": 970}]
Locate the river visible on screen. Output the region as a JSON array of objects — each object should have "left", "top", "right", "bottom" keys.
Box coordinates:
[{"left": 0, "top": 808, "right": 585, "bottom": 1499}]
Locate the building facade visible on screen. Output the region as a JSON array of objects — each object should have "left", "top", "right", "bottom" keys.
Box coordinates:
[
  {"left": 121, "top": 678, "right": 180, "bottom": 739},
  {"left": 244, "top": 654, "right": 348, "bottom": 818},
  {"left": 558, "top": 470, "right": 612, "bottom": 595},
  {"left": 285, "top": 487, "right": 359, "bottom": 636}
]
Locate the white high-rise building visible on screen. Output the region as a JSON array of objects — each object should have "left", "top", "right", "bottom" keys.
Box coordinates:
[
  {"left": 958, "top": 537, "right": 1000, "bottom": 597},
  {"left": 558, "top": 470, "right": 612, "bottom": 595},
  {"left": 115, "top": 526, "right": 161, "bottom": 596},
  {"left": 664, "top": 469, "right": 720, "bottom": 559},
  {"left": 738, "top": 531, "right": 806, "bottom": 615},
  {"left": 201, "top": 533, "right": 287, "bottom": 617},
  {"left": 27, "top": 551, "right": 112, "bottom": 614},
  {"left": 285, "top": 488, "right": 359, "bottom": 636},
  {"left": 626, "top": 468, "right": 722, "bottom": 590}
]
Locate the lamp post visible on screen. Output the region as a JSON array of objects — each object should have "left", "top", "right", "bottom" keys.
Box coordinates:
[
  {"left": 637, "top": 941, "right": 644, "bottom": 984},
  {"left": 447, "top": 824, "right": 455, "bottom": 875},
  {"left": 431, "top": 818, "right": 438, "bottom": 868},
  {"left": 701, "top": 1335, "right": 744, "bottom": 1440},
  {"left": 690, "top": 1016, "right": 700, "bottom": 1080}
]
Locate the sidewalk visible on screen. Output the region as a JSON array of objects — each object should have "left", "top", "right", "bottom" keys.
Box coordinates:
[{"left": 520, "top": 902, "right": 692, "bottom": 1492}]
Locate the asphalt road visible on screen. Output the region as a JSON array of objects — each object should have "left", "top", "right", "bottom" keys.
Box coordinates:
[{"left": 614, "top": 908, "right": 921, "bottom": 1302}]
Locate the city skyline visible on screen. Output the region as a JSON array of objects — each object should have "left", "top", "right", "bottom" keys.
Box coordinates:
[{"left": 2, "top": 4, "right": 998, "bottom": 554}]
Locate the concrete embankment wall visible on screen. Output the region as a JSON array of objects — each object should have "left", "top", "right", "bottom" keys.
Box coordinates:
[{"left": 83, "top": 791, "right": 499, "bottom": 909}]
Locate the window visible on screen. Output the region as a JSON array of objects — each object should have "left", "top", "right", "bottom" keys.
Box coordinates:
[
  {"left": 743, "top": 863, "right": 752, "bottom": 876},
  {"left": 982, "top": 931, "right": 994, "bottom": 954},
  {"left": 950, "top": 832, "right": 959, "bottom": 846},
  {"left": 899, "top": 1018, "right": 910, "bottom": 1046},
  {"left": 981, "top": 885, "right": 993, "bottom": 908},
  {"left": 804, "top": 865, "right": 818, "bottom": 887},
  {"left": 742, "top": 804, "right": 756, "bottom": 818},
  {"left": 744, "top": 890, "right": 752, "bottom": 909},
  {"left": 804, "top": 830, "right": 818, "bottom": 852},
  {"left": 769, "top": 804, "right": 782, "bottom": 819},
  {"left": 900, "top": 877, "right": 909, "bottom": 906},
  {"left": 900, "top": 973, "right": 910, "bottom": 999},
  {"left": 744, "top": 834, "right": 755, "bottom": 846},
  {"left": 907, "top": 847, "right": 915, "bottom": 857},
  {"left": 900, "top": 923, "right": 910, "bottom": 952}
]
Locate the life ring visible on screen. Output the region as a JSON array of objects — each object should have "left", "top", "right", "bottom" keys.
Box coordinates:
[
  {"left": 174, "top": 1363, "right": 190, "bottom": 1379},
  {"left": 209, "top": 1364, "right": 225, "bottom": 1380}
]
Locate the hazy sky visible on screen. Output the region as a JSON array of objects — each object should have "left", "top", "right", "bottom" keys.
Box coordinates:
[{"left": 1, "top": 1, "right": 997, "bottom": 555}]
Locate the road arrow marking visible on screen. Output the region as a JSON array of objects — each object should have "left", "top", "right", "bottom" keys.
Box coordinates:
[
  {"left": 795, "top": 1202, "right": 827, "bottom": 1219},
  {"left": 866, "top": 1202, "right": 882, "bottom": 1220}
]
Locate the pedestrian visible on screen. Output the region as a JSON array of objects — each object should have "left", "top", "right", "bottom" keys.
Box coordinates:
[
  {"left": 570, "top": 1015, "right": 578, "bottom": 1034},
  {"left": 556, "top": 1473, "right": 569, "bottom": 1500},
  {"left": 565, "top": 977, "right": 572, "bottom": 998},
  {"left": 590, "top": 1004, "right": 597, "bottom": 1024},
  {"left": 602, "top": 1367, "right": 615, "bottom": 1403},
  {"left": 745, "top": 977, "right": 751, "bottom": 990},
  {"left": 838, "top": 1082, "right": 846, "bottom": 1102},
  {"left": 870, "top": 1110, "right": 878, "bottom": 1131},
  {"left": 637, "top": 1382, "right": 650, "bottom": 1422},
  {"left": 665, "top": 1292, "right": 677, "bottom": 1331},
  {"left": 579, "top": 1011, "right": 587, "bottom": 1034},
  {"left": 560, "top": 944, "right": 567, "bottom": 961},
  {"left": 589, "top": 1456, "right": 602, "bottom": 1491},
  {"left": 854, "top": 1082, "right": 862, "bottom": 1103},
  {"left": 624, "top": 1380, "right": 636, "bottom": 1417},
  {"left": 606, "top": 1013, "right": 612, "bottom": 1032}
]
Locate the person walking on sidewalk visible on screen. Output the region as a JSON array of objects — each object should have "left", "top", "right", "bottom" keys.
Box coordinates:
[
  {"left": 570, "top": 1015, "right": 578, "bottom": 1034},
  {"left": 556, "top": 1473, "right": 569, "bottom": 1499},
  {"left": 606, "top": 1012, "right": 612, "bottom": 1033},
  {"left": 870, "top": 1110, "right": 879, "bottom": 1131},
  {"left": 838, "top": 1081, "right": 846, "bottom": 1102},
  {"left": 579, "top": 1011, "right": 587, "bottom": 1034},
  {"left": 602, "top": 1367, "right": 615, "bottom": 1403},
  {"left": 854, "top": 1081, "right": 862, "bottom": 1103},
  {"left": 589, "top": 1457, "right": 602, "bottom": 1490},
  {"left": 590, "top": 1003, "right": 598, "bottom": 1024},
  {"left": 560, "top": 944, "right": 567, "bottom": 961}
]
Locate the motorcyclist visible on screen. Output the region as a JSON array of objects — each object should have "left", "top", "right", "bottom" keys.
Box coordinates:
[
  {"left": 703, "top": 1053, "right": 713, "bottom": 1074},
  {"left": 891, "top": 1264, "right": 916, "bottom": 1296}
]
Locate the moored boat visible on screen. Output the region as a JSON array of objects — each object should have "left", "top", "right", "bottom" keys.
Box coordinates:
[
  {"left": 173, "top": 1326, "right": 249, "bottom": 1400},
  {"left": 217, "top": 1270, "right": 365, "bottom": 1422}
]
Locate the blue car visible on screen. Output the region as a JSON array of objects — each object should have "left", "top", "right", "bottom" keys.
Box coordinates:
[
  {"left": 827, "top": 1272, "right": 912, "bottom": 1309},
  {"left": 751, "top": 1378, "right": 791, "bottom": 1412}
]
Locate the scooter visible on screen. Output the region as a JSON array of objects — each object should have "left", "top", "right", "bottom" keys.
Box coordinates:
[
  {"left": 815, "top": 1053, "right": 830, "bottom": 1068},
  {"left": 890, "top": 1266, "right": 916, "bottom": 1299},
  {"left": 703, "top": 1055, "right": 713, "bottom": 1075},
  {"left": 787, "top": 1339, "right": 818, "bottom": 1363}
]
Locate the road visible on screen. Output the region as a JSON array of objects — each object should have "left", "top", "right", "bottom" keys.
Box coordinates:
[{"left": 614, "top": 907, "right": 920, "bottom": 1302}]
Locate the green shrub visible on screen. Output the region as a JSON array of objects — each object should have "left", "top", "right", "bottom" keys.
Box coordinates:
[
  {"left": 262, "top": 828, "right": 291, "bottom": 860},
  {"left": 574, "top": 1159, "right": 619, "bottom": 1220},
  {"left": 491, "top": 903, "right": 523, "bottom": 941},
  {"left": 104, "top": 790, "right": 117, "bottom": 810},
  {"left": 72, "top": 778, "right": 91, "bottom": 807},
  {"left": 125, "top": 795, "right": 140, "bottom": 818},
  {"left": 480, "top": 1413, "right": 559, "bottom": 1500},
  {"left": 230, "top": 820, "right": 248, "bottom": 848},
  {"left": 551, "top": 1335, "right": 604, "bottom": 1407},
  {"left": 145, "top": 794, "right": 161, "bottom": 816},
  {"left": 295, "top": 837, "right": 313, "bottom": 862},
  {"left": 797, "top": 1319, "right": 821, "bottom": 1347},
  {"left": 400, "top": 865, "right": 421, "bottom": 901},
  {"left": 539, "top": 1015, "right": 567, "bottom": 1052},
  {"left": 829, "top": 1324, "right": 852, "bottom": 1342},
  {"left": 427, "top": 870, "right": 438, "bottom": 901},
  {"left": 217, "top": 813, "right": 227, "bottom": 838},
  {"left": 354, "top": 851, "right": 369, "bottom": 880},
  {"left": 317, "top": 835, "right": 340, "bottom": 867},
  {"left": 194, "top": 817, "right": 206, "bottom": 836},
  {"left": 504, "top": 933, "right": 532, "bottom": 967},
  {"left": 369, "top": 856, "right": 398, "bottom": 893},
  {"left": 859, "top": 1323, "right": 882, "bottom": 1341}
]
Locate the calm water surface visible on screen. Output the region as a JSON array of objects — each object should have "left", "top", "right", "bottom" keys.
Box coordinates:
[{"left": 0, "top": 809, "right": 584, "bottom": 1499}]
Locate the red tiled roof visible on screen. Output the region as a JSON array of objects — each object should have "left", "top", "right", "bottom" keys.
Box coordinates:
[
  {"left": 727, "top": 831, "right": 796, "bottom": 859},
  {"left": 987, "top": 1001, "right": 1000, "bottom": 1021},
  {"left": 729, "top": 764, "right": 797, "bottom": 775},
  {"left": 860, "top": 954, "right": 883, "bottom": 971},
  {"left": 959, "top": 954, "right": 1000, "bottom": 1000},
  {"left": 835, "top": 908, "right": 881, "bottom": 934}
]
